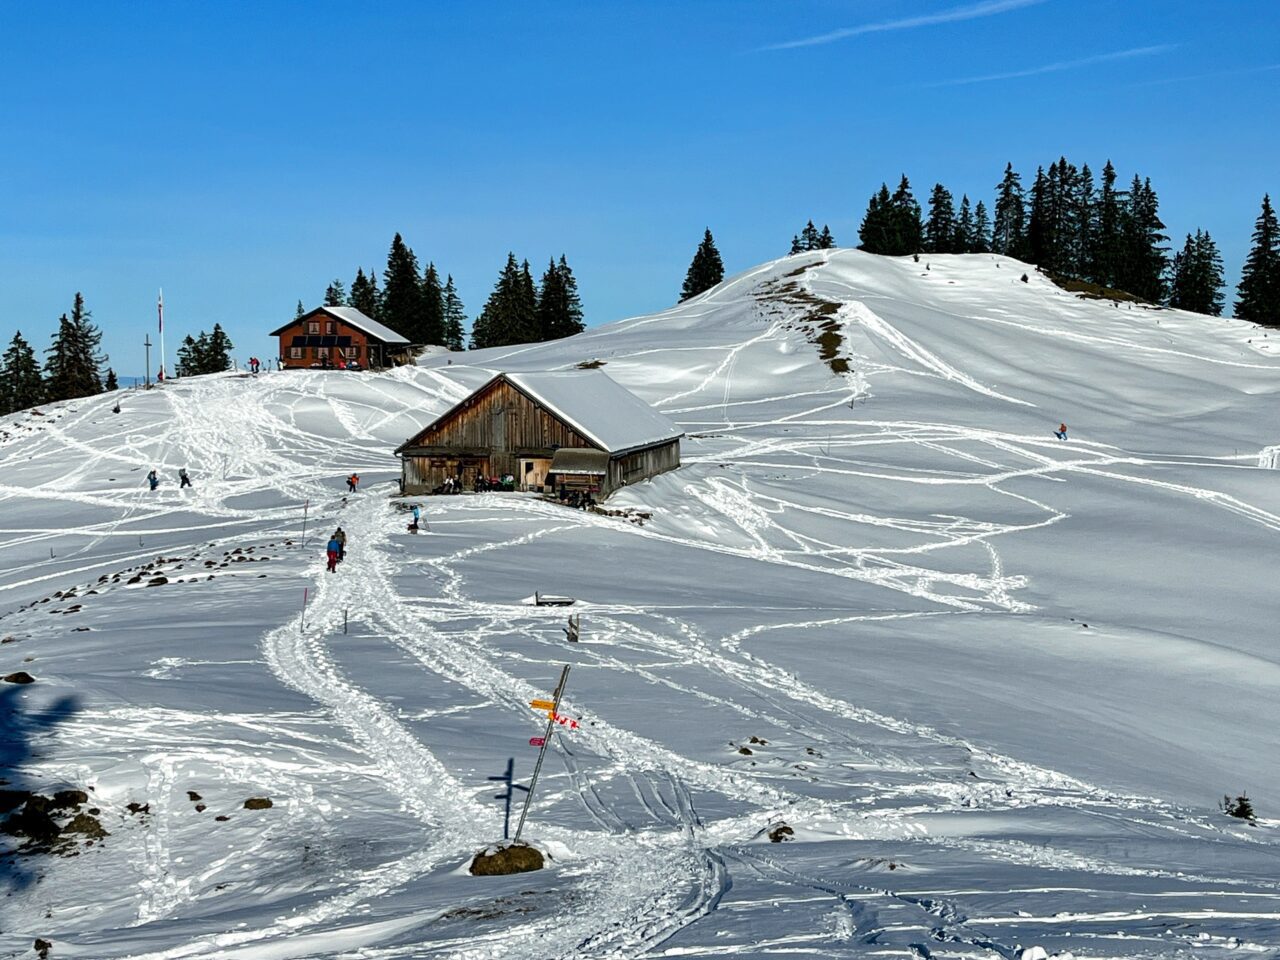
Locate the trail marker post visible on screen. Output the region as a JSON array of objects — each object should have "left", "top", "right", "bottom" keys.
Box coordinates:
[
  {"left": 301, "top": 499, "right": 310, "bottom": 548},
  {"left": 514, "top": 663, "right": 570, "bottom": 844},
  {"left": 300, "top": 588, "right": 309, "bottom": 633}
]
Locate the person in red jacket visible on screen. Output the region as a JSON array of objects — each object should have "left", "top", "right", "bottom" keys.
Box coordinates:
[{"left": 1054, "top": 422, "right": 1068, "bottom": 440}]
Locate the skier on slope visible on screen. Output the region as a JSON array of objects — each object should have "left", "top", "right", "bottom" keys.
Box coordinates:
[
  {"left": 178, "top": 467, "right": 192, "bottom": 489},
  {"left": 325, "top": 535, "right": 341, "bottom": 573},
  {"left": 346, "top": 473, "right": 360, "bottom": 493},
  {"left": 146, "top": 469, "right": 159, "bottom": 491},
  {"left": 333, "top": 526, "right": 347, "bottom": 562},
  {"left": 1054, "top": 422, "right": 1069, "bottom": 441}
]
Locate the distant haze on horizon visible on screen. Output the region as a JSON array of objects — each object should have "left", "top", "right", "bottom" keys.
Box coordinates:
[{"left": 1, "top": 0, "right": 1276, "bottom": 373}]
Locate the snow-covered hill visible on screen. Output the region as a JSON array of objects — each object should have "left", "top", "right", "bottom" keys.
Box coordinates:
[{"left": 3, "top": 249, "right": 1279, "bottom": 959}]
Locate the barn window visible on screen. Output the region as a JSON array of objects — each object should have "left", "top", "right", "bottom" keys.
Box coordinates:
[
  {"left": 326, "top": 321, "right": 335, "bottom": 334},
  {"left": 317, "top": 347, "right": 329, "bottom": 359},
  {"left": 289, "top": 347, "right": 302, "bottom": 359},
  {"left": 307, "top": 321, "right": 320, "bottom": 334}
]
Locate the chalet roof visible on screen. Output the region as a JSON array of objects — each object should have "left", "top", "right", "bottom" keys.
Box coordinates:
[
  {"left": 397, "top": 370, "right": 683, "bottom": 456},
  {"left": 270, "top": 306, "right": 410, "bottom": 345},
  {"left": 504, "top": 371, "right": 682, "bottom": 454}
]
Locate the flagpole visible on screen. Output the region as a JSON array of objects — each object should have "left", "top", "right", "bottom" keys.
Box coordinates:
[{"left": 158, "top": 289, "right": 166, "bottom": 380}]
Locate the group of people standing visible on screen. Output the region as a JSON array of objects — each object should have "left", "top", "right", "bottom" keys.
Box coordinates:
[{"left": 146, "top": 467, "right": 192, "bottom": 491}]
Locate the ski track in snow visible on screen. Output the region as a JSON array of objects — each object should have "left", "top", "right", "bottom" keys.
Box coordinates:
[{"left": 4, "top": 251, "right": 1280, "bottom": 958}]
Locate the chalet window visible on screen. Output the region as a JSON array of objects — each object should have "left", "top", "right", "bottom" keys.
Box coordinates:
[
  {"left": 289, "top": 347, "right": 302, "bottom": 359},
  {"left": 317, "top": 347, "right": 329, "bottom": 359},
  {"left": 345, "top": 346, "right": 360, "bottom": 358},
  {"left": 307, "top": 321, "right": 320, "bottom": 334},
  {"left": 326, "top": 321, "right": 335, "bottom": 334}
]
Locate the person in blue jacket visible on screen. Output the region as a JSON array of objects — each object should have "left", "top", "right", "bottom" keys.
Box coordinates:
[{"left": 326, "top": 536, "right": 341, "bottom": 573}]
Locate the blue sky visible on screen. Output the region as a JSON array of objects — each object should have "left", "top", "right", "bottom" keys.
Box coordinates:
[{"left": 1, "top": 0, "right": 1276, "bottom": 377}]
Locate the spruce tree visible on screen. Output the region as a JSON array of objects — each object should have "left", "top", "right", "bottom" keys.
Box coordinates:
[
  {"left": 972, "top": 201, "right": 992, "bottom": 254},
  {"left": 1074, "top": 162, "right": 1096, "bottom": 280},
  {"left": 680, "top": 229, "right": 725, "bottom": 301},
  {"left": 515, "top": 259, "right": 540, "bottom": 344},
  {"left": 104, "top": 368, "right": 118, "bottom": 391},
  {"left": 991, "top": 163, "right": 1026, "bottom": 258},
  {"left": 442, "top": 275, "right": 467, "bottom": 350},
  {"left": 888, "top": 176, "right": 923, "bottom": 255},
  {"left": 1026, "top": 166, "right": 1052, "bottom": 269},
  {"left": 206, "top": 323, "right": 234, "bottom": 372},
  {"left": 382, "top": 233, "right": 425, "bottom": 341},
  {"left": 1093, "top": 161, "right": 1124, "bottom": 288},
  {"left": 44, "top": 293, "right": 104, "bottom": 401},
  {"left": 295, "top": 300, "right": 305, "bottom": 320},
  {"left": 421, "top": 262, "right": 446, "bottom": 345},
  {"left": 538, "top": 257, "right": 569, "bottom": 341},
  {"left": 1236, "top": 194, "right": 1280, "bottom": 326},
  {"left": 955, "top": 195, "right": 975, "bottom": 254},
  {"left": 535, "top": 255, "right": 586, "bottom": 341},
  {"left": 924, "top": 184, "right": 957, "bottom": 254},
  {"left": 175, "top": 334, "right": 201, "bottom": 378},
  {"left": 558, "top": 255, "right": 585, "bottom": 335},
  {"left": 800, "top": 220, "right": 821, "bottom": 251},
  {"left": 472, "top": 253, "right": 523, "bottom": 349},
  {"left": 324, "top": 279, "right": 347, "bottom": 306},
  {"left": 349, "top": 267, "right": 381, "bottom": 319},
  {"left": 1117, "top": 176, "right": 1169, "bottom": 302},
  {"left": 858, "top": 184, "right": 894, "bottom": 254},
  {"left": 1169, "top": 230, "right": 1225, "bottom": 316},
  {"left": 0, "top": 332, "right": 44, "bottom": 414},
  {"left": 818, "top": 225, "right": 836, "bottom": 249}
]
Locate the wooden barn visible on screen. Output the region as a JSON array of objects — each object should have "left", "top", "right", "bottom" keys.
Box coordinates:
[
  {"left": 395, "top": 370, "right": 683, "bottom": 497},
  {"left": 271, "top": 305, "right": 412, "bottom": 369}
]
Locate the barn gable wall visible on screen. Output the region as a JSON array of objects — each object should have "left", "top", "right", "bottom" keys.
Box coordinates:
[{"left": 408, "top": 379, "right": 598, "bottom": 454}]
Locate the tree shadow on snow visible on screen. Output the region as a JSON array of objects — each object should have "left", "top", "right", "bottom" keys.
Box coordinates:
[{"left": 0, "top": 682, "right": 81, "bottom": 894}]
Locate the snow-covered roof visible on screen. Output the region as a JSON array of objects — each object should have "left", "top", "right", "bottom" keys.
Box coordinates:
[
  {"left": 397, "top": 369, "right": 682, "bottom": 456},
  {"left": 504, "top": 370, "right": 683, "bottom": 454},
  {"left": 271, "top": 306, "right": 410, "bottom": 345}
]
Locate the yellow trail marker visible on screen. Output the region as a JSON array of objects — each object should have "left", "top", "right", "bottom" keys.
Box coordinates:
[{"left": 529, "top": 699, "right": 556, "bottom": 711}]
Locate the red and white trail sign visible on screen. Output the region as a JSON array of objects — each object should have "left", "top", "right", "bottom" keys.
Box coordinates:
[
  {"left": 528, "top": 736, "right": 546, "bottom": 747},
  {"left": 549, "top": 712, "right": 579, "bottom": 730}
]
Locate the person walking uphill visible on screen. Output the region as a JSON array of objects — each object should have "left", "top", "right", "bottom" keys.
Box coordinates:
[
  {"left": 1054, "top": 422, "right": 1069, "bottom": 441},
  {"left": 333, "top": 526, "right": 347, "bottom": 562},
  {"left": 326, "top": 535, "right": 341, "bottom": 573},
  {"left": 146, "top": 469, "right": 159, "bottom": 491},
  {"left": 179, "top": 468, "right": 192, "bottom": 489},
  {"left": 347, "top": 473, "right": 360, "bottom": 494}
]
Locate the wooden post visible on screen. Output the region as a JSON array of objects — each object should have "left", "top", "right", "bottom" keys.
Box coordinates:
[
  {"left": 513, "top": 663, "right": 570, "bottom": 844},
  {"left": 300, "top": 499, "right": 310, "bottom": 548},
  {"left": 300, "top": 588, "right": 309, "bottom": 634},
  {"left": 343, "top": 607, "right": 348, "bottom": 635}
]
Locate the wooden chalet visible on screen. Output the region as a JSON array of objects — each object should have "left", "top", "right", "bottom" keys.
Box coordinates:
[
  {"left": 271, "top": 306, "right": 412, "bottom": 369},
  {"left": 395, "top": 370, "right": 683, "bottom": 497}
]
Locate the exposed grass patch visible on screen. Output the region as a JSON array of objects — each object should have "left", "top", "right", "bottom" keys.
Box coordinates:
[
  {"left": 1047, "top": 272, "right": 1144, "bottom": 304},
  {"left": 756, "top": 271, "right": 850, "bottom": 376}
]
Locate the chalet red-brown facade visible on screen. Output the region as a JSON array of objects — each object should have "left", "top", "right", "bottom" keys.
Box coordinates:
[
  {"left": 270, "top": 306, "right": 411, "bottom": 369},
  {"left": 395, "top": 370, "right": 683, "bottom": 498}
]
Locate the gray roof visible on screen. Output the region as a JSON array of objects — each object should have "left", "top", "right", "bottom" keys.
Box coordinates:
[
  {"left": 271, "top": 306, "right": 410, "bottom": 345},
  {"left": 504, "top": 370, "right": 683, "bottom": 454},
  {"left": 550, "top": 448, "right": 610, "bottom": 475}
]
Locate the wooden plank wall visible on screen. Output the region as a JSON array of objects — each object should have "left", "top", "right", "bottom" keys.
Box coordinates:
[
  {"left": 409, "top": 380, "right": 596, "bottom": 454},
  {"left": 604, "top": 440, "right": 681, "bottom": 495}
]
